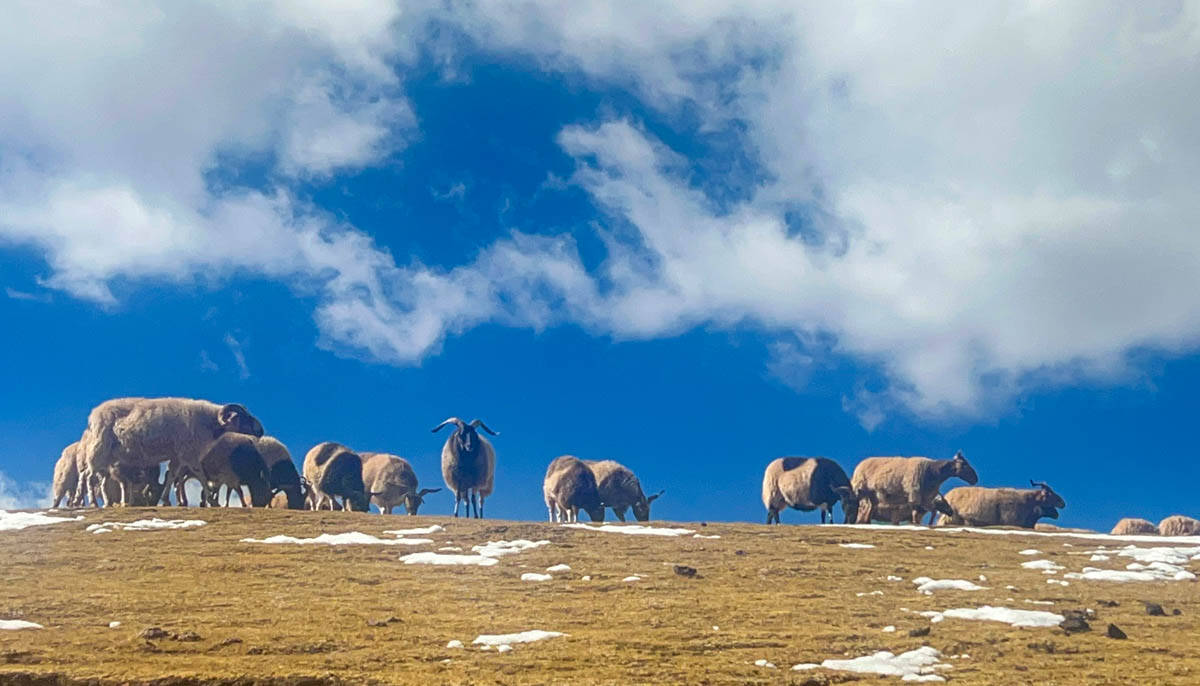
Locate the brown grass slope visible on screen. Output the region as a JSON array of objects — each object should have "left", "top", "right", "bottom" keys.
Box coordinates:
[{"left": 1, "top": 508, "right": 1198, "bottom": 685}]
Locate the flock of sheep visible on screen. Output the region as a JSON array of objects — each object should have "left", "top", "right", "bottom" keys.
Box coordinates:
[{"left": 45, "top": 396, "right": 1200, "bottom": 537}]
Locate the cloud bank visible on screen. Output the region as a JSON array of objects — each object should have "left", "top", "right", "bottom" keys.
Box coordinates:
[{"left": 3, "top": 1, "right": 1199, "bottom": 423}]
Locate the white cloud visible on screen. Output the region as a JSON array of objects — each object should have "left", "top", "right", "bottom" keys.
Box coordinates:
[
  {"left": 224, "top": 333, "right": 251, "bottom": 380},
  {"left": 3, "top": 2, "right": 1200, "bottom": 424},
  {"left": 0, "top": 471, "right": 50, "bottom": 510}
]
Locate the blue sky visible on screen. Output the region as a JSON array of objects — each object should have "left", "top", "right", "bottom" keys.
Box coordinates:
[{"left": 1, "top": 2, "right": 1198, "bottom": 529}]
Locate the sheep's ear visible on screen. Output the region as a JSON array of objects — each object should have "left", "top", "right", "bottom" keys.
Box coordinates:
[{"left": 646, "top": 489, "right": 664, "bottom": 503}]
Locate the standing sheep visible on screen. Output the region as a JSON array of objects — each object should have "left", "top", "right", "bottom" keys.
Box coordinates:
[
  {"left": 1158, "top": 514, "right": 1200, "bottom": 537},
  {"left": 935, "top": 481, "right": 1065, "bottom": 528},
  {"left": 361, "top": 452, "right": 441, "bottom": 515},
  {"left": 195, "top": 433, "right": 273, "bottom": 507},
  {"left": 851, "top": 451, "right": 978, "bottom": 525},
  {"left": 583, "top": 460, "right": 663, "bottom": 522},
  {"left": 432, "top": 417, "right": 497, "bottom": 518},
  {"left": 1109, "top": 517, "right": 1159, "bottom": 536},
  {"left": 761, "top": 457, "right": 856, "bottom": 525},
  {"left": 302, "top": 442, "right": 371, "bottom": 512},
  {"left": 859, "top": 492, "right": 956, "bottom": 525},
  {"left": 100, "top": 464, "right": 165, "bottom": 507},
  {"left": 52, "top": 442, "right": 81, "bottom": 508},
  {"left": 254, "top": 436, "right": 307, "bottom": 510},
  {"left": 77, "top": 397, "right": 263, "bottom": 507},
  {"left": 543, "top": 455, "right": 605, "bottom": 523}
]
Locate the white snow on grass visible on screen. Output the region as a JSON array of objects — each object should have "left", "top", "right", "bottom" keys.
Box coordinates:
[
  {"left": 88, "top": 518, "right": 205, "bottom": 533},
  {"left": 622, "top": 575, "right": 642, "bottom": 582},
  {"left": 1065, "top": 568, "right": 1172, "bottom": 583},
  {"left": 472, "top": 539, "right": 551, "bottom": 557},
  {"left": 882, "top": 625, "right": 896, "bottom": 632},
  {"left": 754, "top": 659, "right": 777, "bottom": 668},
  {"left": 472, "top": 630, "right": 566, "bottom": 646},
  {"left": 1047, "top": 579, "right": 1070, "bottom": 586},
  {"left": 829, "top": 523, "right": 1200, "bottom": 545},
  {"left": 108, "top": 621, "right": 121, "bottom": 628},
  {"left": 563, "top": 523, "right": 694, "bottom": 536},
  {"left": 438, "top": 546, "right": 463, "bottom": 552},
  {"left": 382, "top": 525, "right": 445, "bottom": 536},
  {"left": 520, "top": 573, "right": 552, "bottom": 582},
  {"left": 446, "top": 640, "right": 463, "bottom": 649},
  {"left": 792, "top": 646, "right": 948, "bottom": 682},
  {"left": 0, "top": 511, "right": 83, "bottom": 532},
  {"left": 1090, "top": 554, "right": 1111, "bottom": 561},
  {"left": 887, "top": 575, "right": 903, "bottom": 582},
  {"left": 0, "top": 620, "right": 43, "bottom": 630},
  {"left": 400, "top": 552, "right": 499, "bottom": 566},
  {"left": 840, "top": 543, "right": 876, "bottom": 549},
  {"left": 912, "top": 577, "right": 985, "bottom": 593},
  {"left": 923, "top": 606, "right": 1064, "bottom": 628},
  {"left": 1018, "top": 549, "right": 1041, "bottom": 555},
  {"left": 546, "top": 564, "right": 571, "bottom": 572},
  {"left": 496, "top": 644, "right": 512, "bottom": 653},
  {"left": 1020, "top": 559, "right": 1064, "bottom": 572},
  {"left": 241, "top": 532, "right": 432, "bottom": 546},
  {"left": 694, "top": 534, "right": 721, "bottom": 539}
]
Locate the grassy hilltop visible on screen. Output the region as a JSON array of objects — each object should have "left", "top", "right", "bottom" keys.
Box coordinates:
[{"left": 1, "top": 508, "right": 1198, "bottom": 685}]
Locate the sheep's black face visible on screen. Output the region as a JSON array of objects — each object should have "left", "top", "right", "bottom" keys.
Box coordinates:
[
  {"left": 1039, "top": 505, "right": 1060, "bottom": 520},
  {"left": 951, "top": 453, "right": 978, "bottom": 485},
  {"left": 931, "top": 495, "right": 955, "bottom": 517},
  {"left": 455, "top": 426, "right": 478, "bottom": 455},
  {"left": 403, "top": 493, "right": 423, "bottom": 515},
  {"left": 632, "top": 499, "right": 651, "bottom": 522},
  {"left": 585, "top": 505, "right": 606, "bottom": 522},
  {"left": 1036, "top": 486, "right": 1066, "bottom": 509}
]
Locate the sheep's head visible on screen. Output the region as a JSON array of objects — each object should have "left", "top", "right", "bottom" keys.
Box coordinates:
[
  {"left": 834, "top": 486, "right": 859, "bottom": 524},
  {"left": 930, "top": 493, "right": 955, "bottom": 517},
  {"left": 583, "top": 503, "right": 607, "bottom": 523},
  {"left": 432, "top": 417, "right": 498, "bottom": 456},
  {"left": 949, "top": 450, "right": 978, "bottom": 484},
  {"left": 1030, "top": 480, "right": 1066, "bottom": 509},
  {"left": 1038, "top": 504, "right": 1060, "bottom": 520},
  {"left": 218, "top": 403, "right": 264, "bottom": 438},
  {"left": 403, "top": 487, "right": 442, "bottom": 515},
  {"left": 631, "top": 489, "right": 664, "bottom": 522}
]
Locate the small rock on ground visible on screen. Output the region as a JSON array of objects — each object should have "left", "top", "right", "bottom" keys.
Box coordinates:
[
  {"left": 908, "top": 626, "right": 931, "bottom": 637},
  {"left": 1106, "top": 623, "right": 1127, "bottom": 639},
  {"left": 138, "top": 627, "right": 168, "bottom": 640},
  {"left": 673, "top": 565, "right": 698, "bottom": 578},
  {"left": 1144, "top": 602, "right": 1166, "bottom": 617},
  {"left": 1060, "top": 617, "right": 1091, "bottom": 635}
]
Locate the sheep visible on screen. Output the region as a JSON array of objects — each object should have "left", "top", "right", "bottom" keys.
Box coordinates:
[
  {"left": 760, "top": 457, "right": 856, "bottom": 524},
  {"left": 1158, "top": 514, "right": 1200, "bottom": 537},
  {"left": 935, "top": 481, "right": 1065, "bottom": 528},
  {"left": 100, "top": 464, "right": 165, "bottom": 507},
  {"left": 1109, "top": 517, "right": 1159, "bottom": 536},
  {"left": 51, "top": 442, "right": 81, "bottom": 508},
  {"left": 850, "top": 451, "right": 978, "bottom": 525},
  {"left": 582, "top": 459, "right": 662, "bottom": 522},
  {"left": 543, "top": 455, "right": 605, "bottom": 523},
  {"left": 860, "top": 491, "right": 956, "bottom": 525},
  {"left": 254, "top": 436, "right": 307, "bottom": 510},
  {"left": 432, "top": 417, "right": 497, "bottom": 518},
  {"left": 77, "top": 397, "right": 263, "bottom": 507},
  {"left": 302, "top": 442, "right": 371, "bottom": 512},
  {"left": 360, "top": 452, "right": 441, "bottom": 515},
  {"left": 194, "top": 433, "right": 273, "bottom": 507}
]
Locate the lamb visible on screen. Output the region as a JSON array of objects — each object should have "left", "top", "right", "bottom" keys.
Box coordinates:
[
  {"left": 1158, "top": 514, "right": 1200, "bottom": 537},
  {"left": 195, "top": 433, "right": 273, "bottom": 507},
  {"left": 583, "top": 460, "right": 662, "bottom": 522},
  {"left": 935, "top": 481, "right": 1065, "bottom": 528},
  {"left": 100, "top": 464, "right": 165, "bottom": 507},
  {"left": 76, "top": 397, "right": 263, "bottom": 507},
  {"left": 761, "top": 457, "right": 856, "bottom": 524},
  {"left": 860, "top": 492, "right": 956, "bottom": 525},
  {"left": 850, "top": 451, "right": 978, "bottom": 525},
  {"left": 302, "top": 442, "right": 371, "bottom": 511},
  {"left": 51, "top": 442, "right": 81, "bottom": 508},
  {"left": 1109, "top": 517, "right": 1159, "bottom": 536},
  {"left": 432, "top": 417, "right": 497, "bottom": 518},
  {"left": 361, "top": 452, "right": 441, "bottom": 515},
  {"left": 543, "top": 455, "right": 605, "bottom": 523}
]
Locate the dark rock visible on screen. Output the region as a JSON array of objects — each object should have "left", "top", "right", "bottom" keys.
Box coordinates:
[
  {"left": 1096, "top": 600, "right": 1119, "bottom": 607},
  {"left": 211, "top": 637, "right": 243, "bottom": 650},
  {"left": 673, "top": 565, "right": 698, "bottom": 578},
  {"left": 1144, "top": 602, "right": 1166, "bottom": 616},
  {"left": 1173, "top": 609, "right": 1182, "bottom": 616},
  {"left": 734, "top": 550, "right": 746, "bottom": 556},
  {"left": 172, "top": 630, "right": 202, "bottom": 642},
  {"left": 908, "top": 626, "right": 931, "bottom": 637},
  {"left": 1106, "top": 623, "right": 1127, "bottom": 640},
  {"left": 138, "top": 627, "right": 168, "bottom": 640},
  {"left": 1061, "top": 609, "right": 1089, "bottom": 622},
  {"left": 1060, "top": 616, "right": 1091, "bottom": 634}
]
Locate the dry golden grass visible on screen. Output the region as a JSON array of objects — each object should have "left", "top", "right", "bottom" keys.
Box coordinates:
[{"left": 1, "top": 507, "right": 1198, "bottom": 685}]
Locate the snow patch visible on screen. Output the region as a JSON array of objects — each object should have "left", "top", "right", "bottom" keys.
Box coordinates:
[
  {"left": 792, "top": 646, "right": 948, "bottom": 681},
  {"left": 1018, "top": 549, "right": 1041, "bottom": 555},
  {"left": 754, "top": 659, "right": 777, "bottom": 669},
  {"left": 913, "top": 578, "right": 985, "bottom": 593},
  {"left": 472, "top": 630, "right": 566, "bottom": 646},
  {"left": 622, "top": 575, "right": 642, "bottom": 582},
  {"left": 382, "top": 525, "right": 445, "bottom": 536},
  {"left": 936, "top": 606, "right": 1064, "bottom": 628},
  {"left": 1020, "top": 559, "right": 1064, "bottom": 572},
  {"left": 693, "top": 534, "right": 721, "bottom": 539},
  {"left": 0, "top": 620, "right": 42, "bottom": 630},
  {"left": 840, "top": 543, "right": 875, "bottom": 549},
  {"left": 108, "top": 621, "right": 121, "bottom": 628},
  {"left": 563, "top": 523, "right": 694, "bottom": 536},
  {"left": 242, "top": 532, "right": 432, "bottom": 546},
  {"left": 400, "top": 552, "right": 499, "bottom": 566},
  {"left": 472, "top": 539, "right": 551, "bottom": 557},
  {"left": 546, "top": 564, "right": 571, "bottom": 572},
  {"left": 89, "top": 518, "right": 204, "bottom": 533},
  {"left": 520, "top": 573, "right": 552, "bottom": 582},
  {"left": 446, "top": 640, "right": 463, "bottom": 649},
  {"left": 0, "top": 510, "right": 82, "bottom": 532}
]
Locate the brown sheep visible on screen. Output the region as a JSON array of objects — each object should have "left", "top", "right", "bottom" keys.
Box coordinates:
[
  {"left": 1158, "top": 514, "right": 1200, "bottom": 537},
  {"left": 543, "top": 455, "right": 605, "bottom": 523},
  {"left": 433, "top": 417, "right": 497, "bottom": 518},
  {"left": 360, "top": 452, "right": 441, "bottom": 515},
  {"left": 761, "top": 457, "right": 856, "bottom": 524},
  {"left": 935, "top": 481, "right": 1065, "bottom": 528},
  {"left": 851, "top": 451, "right": 978, "bottom": 525},
  {"left": 52, "top": 442, "right": 81, "bottom": 508},
  {"left": 583, "top": 460, "right": 662, "bottom": 522},
  {"left": 1109, "top": 518, "right": 1159, "bottom": 536},
  {"left": 302, "top": 442, "right": 371, "bottom": 511}
]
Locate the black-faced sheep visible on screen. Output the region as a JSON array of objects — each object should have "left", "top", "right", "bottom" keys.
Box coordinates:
[
  {"left": 761, "top": 457, "right": 856, "bottom": 524},
  {"left": 302, "top": 442, "right": 371, "bottom": 512},
  {"left": 543, "top": 455, "right": 605, "bottom": 523},
  {"left": 850, "top": 451, "right": 978, "bottom": 525},
  {"left": 432, "top": 417, "right": 497, "bottom": 518},
  {"left": 583, "top": 460, "right": 662, "bottom": 522},
  {"left": 195, "top": 433, "right": 273, "bottom": 507},
  {"left": 935, "top": 481, "right": 1065, "bottom": 528},
  {"left": 360, "top": 452, "right": 440, "bottom": 515}
]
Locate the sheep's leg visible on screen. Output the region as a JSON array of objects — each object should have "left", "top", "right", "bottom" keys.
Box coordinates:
[
  {"left": 478, "top": 495, "right": 485, "bottom": 519},
  {"left": 547, "top": 505, "right": 554, "bottom": 522},
  {"left": 160, "top": 464, "right": 176, "bottom": 505},
  {"left": 452, "top": 490, "right": 461, "bottom": 518},
  {"left": 614, "top": 507, "right": 627, "bottom": 522}
]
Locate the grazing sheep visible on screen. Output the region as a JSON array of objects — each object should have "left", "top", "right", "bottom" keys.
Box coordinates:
[
  {"left": 77, "top": 397, "right": 263, "bottom": 507},
  {"left": 583, "top": 460, "right": 662, "bottom": 522},
  {"left": 432, "top": 417, "right": 497, "bottom": 518},
  {"left": 302, "top": 442, "right": 371, "bottom": 512},
  {"left": 761, "top": 457, "right": 856, "bottom": 524},
  {"left": 361, "top": 452, "right": 441, "bottom": 515},
  {"left": 543, "top": 456, "right": 605, "bottom": 523},
  {"left": 1109, "top": 517, "right": 1159, "bottom": 536},
  {"left": 195, "top": 433, "right": 273, "bottom": 507},
  {"left": 1158, "top": 514, "right": 1200, "bottom": 537},
  {"left": 100, "top": 464, "right": 165, "bottom": 507},
  {"left": 935, "top": 481, "right": 1065, "bottom": 528},
  {"left": 851, "top": 451, "right": 978, "bottom": 525},
  {"left": 254, "top": 436, "right": 306, "bottom": 510},
  {"left": 52, "top": 442, "right": 81, "bottom": 508},
  {"left": 861, "top": 492, "right": 955, "bottom": 525}
]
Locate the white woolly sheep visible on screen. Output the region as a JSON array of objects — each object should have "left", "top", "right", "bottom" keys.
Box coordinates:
[
  {"left": 1158, "top": 514, "right": 1200, "bottom": 537},
  {"left": 761, "top": 457, "right": 855, "bottom": 524},
  {"left": 52, "top": 442, "right": 81, "bottom": 508},
  {"left": 543, "top": 455, "right": 605, "bottom": 523},
  {"left": 851, "top": 451, "right": 978, "bottom": 525},
  {"left": 584, "top": 459, "right": 662, "bottom": 522},
  {"left": 360, "top": 452, "right": 441, "bottom": 515},
  {"left": 935, "top": 481, "right": 1065, "bottom": 528},
  {"left": 302, "top": 442, "right": 371, "bottom": 512},
  {"left": 1109, "top": 517, "right": 1159, "bottom": 536},
  {"left": 432, "top": 417, "right": 497, "bottom": 518}
]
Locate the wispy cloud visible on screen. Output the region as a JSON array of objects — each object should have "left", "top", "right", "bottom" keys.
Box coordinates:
[
  {"left": 5, "top": 287, "right": 50, "bottom": 303},
  {"left": 431, "top": 182, "right": 467, "bottom": 202},
  {"left": 0, "top": 471, "right": 50, "bottom": 510},
  {"left": 224, "top": 333, "right": 250, "bottom": 380},
  {"left": 199, "top": 349, "right": 219, "bottom": 373}
]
